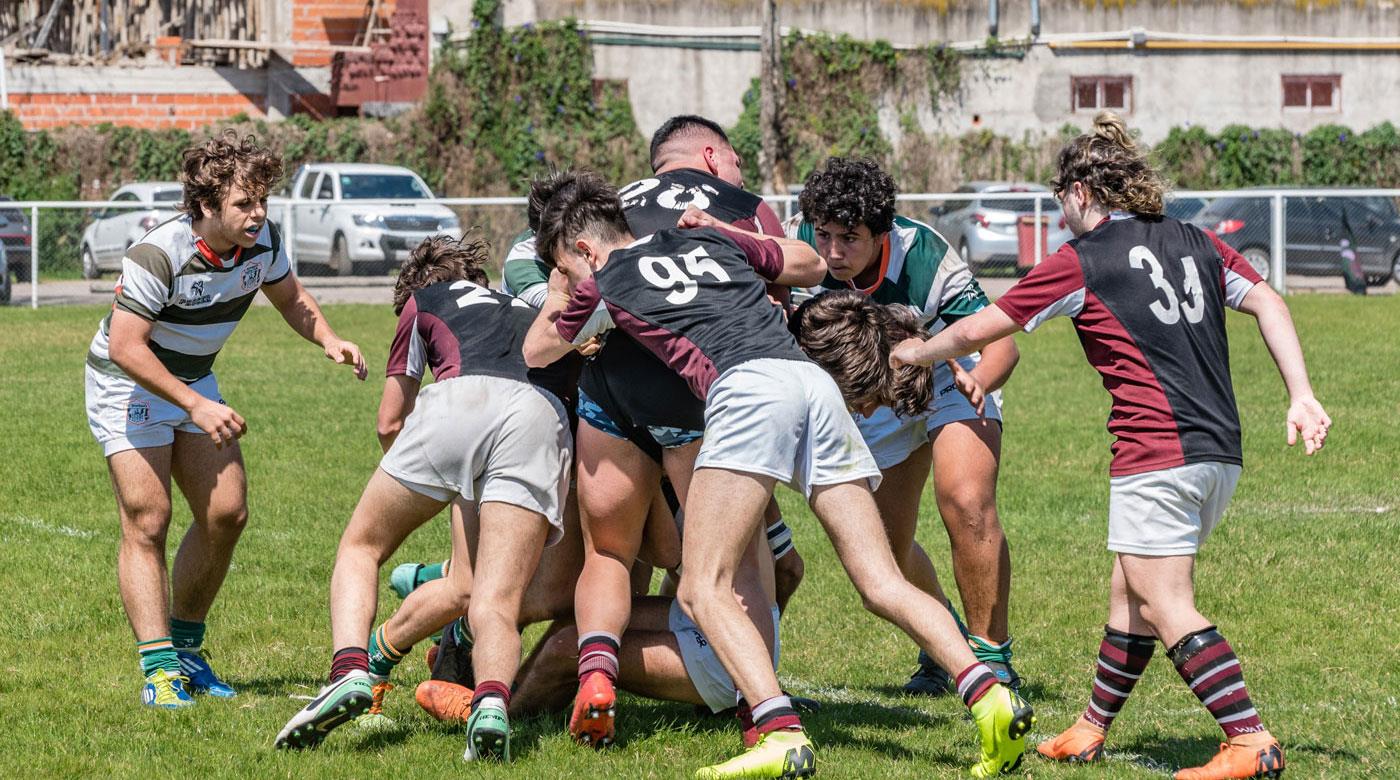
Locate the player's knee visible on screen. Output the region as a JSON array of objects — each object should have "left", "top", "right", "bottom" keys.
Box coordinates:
[
  {"left": 857, "top": 580, "right": 906, "bottom": 621},
  {"left": 121, "top": 505, "right": 172, "bottom": 548},
  {"left": 206, "top": 504, "right": 248, "bottom": 537},
  {"left": 541, "top": 623, "right": 581, "bottom": 664},
  {"left": 943, "top": 491, "right": 1002, "bottom": 541},
  {"left": 775, "top": 550, "right": 804, "bottom": 593}
]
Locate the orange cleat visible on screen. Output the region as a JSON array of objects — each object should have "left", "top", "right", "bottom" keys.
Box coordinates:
[
  {"left": 1174, "top": 738, "right": 1285, "bottom": 780},
  {"left": 415, "top": 679, "right": 474, "bottom": 723},
  {"left": 1036, "top": 722, "right": 1106, "bottom": 764},
  {"left": 568, "top": 671, "right": 617, "bottom": 748}
]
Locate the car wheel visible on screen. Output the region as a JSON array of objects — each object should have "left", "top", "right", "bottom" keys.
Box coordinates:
[
  {"left": 959, "top": 239, "right": 981, "bottom": 273},
  {"left": 330, "top": 233, "right": 353, "bottom": 276},
  {"left": 1241, "top": 246, "right": 1271, "bottom": 280},
  {"left": 1392, "top": 249, "right": 1400, "bottom": 287},
  {"left": 82, "top": 245, "right": 101, "bottom": 279}
]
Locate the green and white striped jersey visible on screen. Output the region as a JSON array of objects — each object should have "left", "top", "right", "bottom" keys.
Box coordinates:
[
  {"left": 87, "top": 215, "right": 291, "bottom": 382},
  {"left": 789, "top": 214, "right": 989, "bottom": 334}
]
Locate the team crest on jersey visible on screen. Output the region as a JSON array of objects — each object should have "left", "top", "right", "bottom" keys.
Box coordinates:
[
  {"left": 240, "top": 261, "right": 264, "bottom": 291},
  {"left": 127, "top": 401, "right": 151, "bottom": 425}
]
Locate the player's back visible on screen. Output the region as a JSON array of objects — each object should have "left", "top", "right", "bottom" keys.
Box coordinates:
[{"left": 388, "top": 280, "right": 538, "bottom": 385}]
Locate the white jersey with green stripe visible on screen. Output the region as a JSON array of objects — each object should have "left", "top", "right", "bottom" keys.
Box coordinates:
[
  {"left": 87, "top": 215, "right": 291, "bottom": 383},
  {"left": 788, "top": 213, "right": 989, "bottom": 335}
]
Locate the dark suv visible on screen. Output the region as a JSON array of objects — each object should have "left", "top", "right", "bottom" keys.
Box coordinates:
[
  {"left": 1194, "top": 191, "right": 1400, "bottom": 286},
  {"left": 0, "top": 197, "right": 31, "bottom": 285}
]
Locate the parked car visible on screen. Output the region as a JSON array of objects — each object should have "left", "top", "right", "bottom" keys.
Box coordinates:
[
  {"left": 80, "top": 182, "right": 183, "bottom": 279},
  {"left": 285, "top": 163, "right": 462, "bottom": 275},
  {"left": 0, "top": 240, "right": 10, "bottom": 304},
  {"left": 1164, "top": 196, "right": 1207, "bottom": 222},
  {"left": 0, "top": 197, "right": 32, "bottom": 282},
  {"left": 928, "top": 182, "right": 1073, "bottom": 271},
  {"left": 1193, "top": 190, "right": 1400, "bottom": 286}
]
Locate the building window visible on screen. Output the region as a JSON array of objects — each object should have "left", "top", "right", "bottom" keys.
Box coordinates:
[
  {"left": 1282, "top": 75, "right": 1340, "bottom": 111},
  {"left": 1072, "top": 76, "right": 1132, "bottom": 113}
]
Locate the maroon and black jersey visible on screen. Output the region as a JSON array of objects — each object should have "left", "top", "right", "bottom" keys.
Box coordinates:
[
  {"left": 557, "top": 227, "right": 808, "bottom": 401},
  {"left": 387, "top": 279, "right": 543, "bottom": 388},
  {"left": 579, "top": 168, "right": 787, "bottom": 431},
  {"left": 994, "top": 215, "right": 1264, "bottom": 476}
]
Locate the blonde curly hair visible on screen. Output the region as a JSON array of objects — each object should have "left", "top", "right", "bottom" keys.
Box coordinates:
[{"left": 1051, "top": 111, "right": 1166, "bottom": 217}]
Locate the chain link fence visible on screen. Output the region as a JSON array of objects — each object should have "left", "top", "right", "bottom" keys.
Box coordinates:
[{"left": 4, "top": 189, "right": 1398, "bottom": 308}]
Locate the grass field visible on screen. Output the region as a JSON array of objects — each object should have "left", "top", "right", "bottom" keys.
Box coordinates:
[{"left": 1, "top": 296, "right": 1396, "bottom": 779}]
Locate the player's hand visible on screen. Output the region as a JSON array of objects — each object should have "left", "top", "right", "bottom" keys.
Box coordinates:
[
  {"left": 1286, "top": 396, "right": 1331, "bottom": 455},
  {"left": 889, "top": 337, "right": 927, "bottom": 369},
  {"left": 576, "top": 336, "right": 603, "bottom": 357},
  {"left": 191, "top": 399, "right": 246, "bottom": 448},
  {"left": 677, "top": 205, "right": 722, "bottom": 230},
  {"left": 947, "top": 359, "right": 986, "bottom": 416},
  {"left": 547, "top": 267, "right": 573, "bottom": 300},
  {"left": 325, "top": 338, "right": 368, "bottom": 380}
]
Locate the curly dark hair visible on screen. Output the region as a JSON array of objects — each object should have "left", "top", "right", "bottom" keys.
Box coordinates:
[
  {"left": 797, "top": 157, "right": 897, "bottom": 236},
  {"left": 530, "top": 169, "right": 630, "bottom": 267},
  {"left": 180, "top": 130, "right": 283, "bottom": 219},
  {"left": 789, "top": 290, "right": 932, "bottom": 418},
  {"left": 1051, "top": 111, "right": 1165, "bottom": 216},
  {"left": 392, "top": 235, "right": 490, "bottom": 314}
]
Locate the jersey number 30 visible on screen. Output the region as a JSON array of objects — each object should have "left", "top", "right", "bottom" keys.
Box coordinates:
[
  {"left": 1129, "top": 245, "right": 1204, "bottom": 325},
  {"left": 640, "top": 247, "right": 731, "bottom": 305}
]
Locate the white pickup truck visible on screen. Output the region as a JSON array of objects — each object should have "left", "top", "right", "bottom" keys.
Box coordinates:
[{"left": 284, "top": 163, "right": 462, "bottom": 275}]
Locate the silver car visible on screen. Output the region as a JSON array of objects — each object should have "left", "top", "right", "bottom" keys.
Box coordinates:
[
  {"left": 80, "top": 182, "right": 183, "bottom": 278},
  {"left": 929, "top": 182, "right": 1073, "bottom": 271}
]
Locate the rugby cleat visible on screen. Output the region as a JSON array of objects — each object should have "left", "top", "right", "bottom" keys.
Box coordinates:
[
  {"left": 416, "top": 680, "right": 474, "bottom": 723},
  {"left": 903, "top": 649, "right": 954, "bottom": 696},
  {"left": 970, "top": 636, "right": 1024, "bottom": 692},
  {"left": 432, "top": 617, "right": 474, "bottom": 688},
  {"left": 355, "top": 677, "right": 395, "bottom": 729},
  {"left": 273, "top": 670, "right": 373, "bottom": 749},
  {"left": 389, "top": 562, "right": 425, "bottom": 599},
  {"left": 568, "top": 671, "right": 617, "bottom": 748},
  {"left": 1036, "top": 722, "right": 1106, "bottom": 763},
  {"left": 463, "top": 702, "right": 511, "bottom": 761},
  {"left": 1173, "top": 739, "right": 1285, "bottom": 780},
  {"left": 695, "top": 729, "right": 816, "bottom": 779},
  {"left": 142, "top": 668, "right": 195, "bottom": 709},
  {"left": 177, "top": 649, "right": 236, "bottom": 698},
  {"left": 969, "top": 683, "right": 1035, "bottom": 777}
]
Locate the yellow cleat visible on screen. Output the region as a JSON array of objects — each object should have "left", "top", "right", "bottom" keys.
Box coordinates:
[
  {"left": 696, "top": 729, "right": 816, "bottom": 779},
  {"left": 969, "top": 684, "right": 1035, "bottom": 777}
]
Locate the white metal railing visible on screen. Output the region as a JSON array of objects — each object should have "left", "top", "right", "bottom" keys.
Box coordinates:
[{"left": 8, "top": 188, "right": 1400, "bottom": 308}]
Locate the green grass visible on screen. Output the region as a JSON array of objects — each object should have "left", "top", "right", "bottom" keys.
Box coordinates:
[{"left": 0, "top": 296, "right": 1395, "bottom": 778}]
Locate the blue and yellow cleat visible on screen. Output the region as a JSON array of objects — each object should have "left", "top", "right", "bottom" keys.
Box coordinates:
[
  {"left": 177, "top": 650, "right": 237, "bottom": 698},
  {"left": 142, "top": 668, "right": 195, "bottom": 709}
]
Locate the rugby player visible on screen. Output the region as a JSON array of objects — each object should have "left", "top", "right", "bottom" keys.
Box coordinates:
[
  {"left": 274, "top": 236, "right": 572, "bottom": 763},
  {"left": 891, "top": 112, "right": 1328, "bottom": 780},
  {"left": 85, "top": 132, "right": 366, "bottom": 708},
  {"left": 790, "top": 157, "right": 1023, "bottom": 693},
  {"left": 524, "top": 170, "right": 1033, "bottom": 779}
]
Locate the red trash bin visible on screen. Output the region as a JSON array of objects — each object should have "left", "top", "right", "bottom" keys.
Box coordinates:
[{"left": 1016, "top": 215, "right": 1049, "bottom": 273}]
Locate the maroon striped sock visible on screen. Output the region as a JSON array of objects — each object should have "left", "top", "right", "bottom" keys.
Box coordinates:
[
  {"left": 1083, "top": 626, "right": 1155, "bottom": 732},
  {"left": 578, "top": 632, "right": 620, "bottom": 683},
  {"left": 752, "top": 695, "right": 802, "bottom": 735},
  {"left": 330, "top": 647, "right": 369, "bottom": 683},
  {"left": 955, "top": 663, "right": 999, "bottom": 708},
  {"left": 471, "top": 679, "right": 511, "bottom": 710},
  {"left": 1167, "top": 627, "right": 1266, "bottom": 738}
]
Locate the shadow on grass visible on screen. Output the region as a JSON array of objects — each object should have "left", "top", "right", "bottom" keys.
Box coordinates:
[
  {"left": 870, "top": 681, "right": 1065, "bottom": 705},
  {"left": 1108, "top": 735, "right": 1357, "bottom": 774}
]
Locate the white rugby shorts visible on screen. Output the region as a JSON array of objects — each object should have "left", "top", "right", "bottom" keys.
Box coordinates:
[
  {"left": 1107, "top": 461, "right": 1242, "bottom": 556},
  {"left": 855, "top": 355, "right": 1003, "bottom": 471},
  {"left": 85, "top": 365, "right": 223, "bottom": 456},
  {"left": 379, "top": 375, "right": 573, "bottom": 545},
  {"left": 696, "top": 359, "right": 882, "bottom": 497},
  {"left": 670, "top": 599, "right": 781, "bottom": 713}
]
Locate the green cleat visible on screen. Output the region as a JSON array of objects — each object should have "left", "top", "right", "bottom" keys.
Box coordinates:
[
  {"left": 273, "top": 670, "right": 373, "bottom": 750},
  {"left": 969, "top": 684, "right": 1035, "bottom": 777},
  {"left": 390, "top": 563, "right": 425, "bottom": 599},
  {"left": 464, "top": 703, "right": 511, "bottom": 762},
  {"left": 695, "top": 729, "right": 816, "bottom": 779}
]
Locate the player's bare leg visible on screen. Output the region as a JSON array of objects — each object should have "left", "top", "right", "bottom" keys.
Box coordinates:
[
  {"left": 462, "top": 500, "right": 550, "bottom": 761},
  {"left": 111, "top": 446, "right": 176, "bottom": 645},
  {"left": 168, "top": 430, "right": 248, "bottom": 624}
]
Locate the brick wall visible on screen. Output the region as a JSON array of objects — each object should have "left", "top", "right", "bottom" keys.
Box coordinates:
[
  {"left": 6, "top": 92, "right": 269, "bottom": 131},
  {"left": 292, "top": 0, "right": 396, "bottom": 67}
]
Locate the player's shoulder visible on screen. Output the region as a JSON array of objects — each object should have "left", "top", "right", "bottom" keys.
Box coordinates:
[
  {"left": 127, "top": 216, "right": 192, "bottom": 274},
  {"left": 892, "top": 214, "right": 951, "bottom": 258}
]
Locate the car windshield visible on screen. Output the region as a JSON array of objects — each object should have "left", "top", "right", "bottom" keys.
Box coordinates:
[
  {"left": 338, "top": 174, "right": 431, "bottom": 200},
  {"left": 152, "top": 189, "right": 183, "bottom": 202}
]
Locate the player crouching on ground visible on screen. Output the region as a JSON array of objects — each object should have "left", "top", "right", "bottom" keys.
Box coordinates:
[
  {"left": 85, "top": 131, "right": 366, "bottom": 709},
  {"left": 523, "top": 169, "right": 1033, "bottom": 779},
  {"left": 890, "top": 112, "right": 1329, "bottom": 780},
  {"left": 274, "top": 236, "right": 573, "bottom": 762}
]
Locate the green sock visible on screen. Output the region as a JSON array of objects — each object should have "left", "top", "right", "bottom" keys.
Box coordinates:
[
  {"left": 368, "top": 623, "right": 410, "bottom": 678},
  {"left": 170, "top": 618, "right": 205, "bottom": 652},
  {"left": 415, "top": 560, "right": 448, "bottom": 589},
  {"left": 137, "top": 637, "right": 181, "bottom": 676}
]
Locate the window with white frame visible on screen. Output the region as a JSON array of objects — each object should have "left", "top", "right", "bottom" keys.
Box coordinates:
[
  {"left": 1072, "top": 76, "right": 1132, "bottom": 113},
  {"left": 1282, "top": 75, "right": 1340, "bottom": 112}
]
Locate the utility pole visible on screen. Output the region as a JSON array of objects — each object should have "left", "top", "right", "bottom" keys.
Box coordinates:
[{"left": 758, "top": 0, "right": 784, "bottom": 194}]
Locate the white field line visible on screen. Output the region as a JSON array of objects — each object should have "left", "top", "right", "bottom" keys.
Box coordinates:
[{"left": 5, "top": 513, "right": 100, "bottom": 539}]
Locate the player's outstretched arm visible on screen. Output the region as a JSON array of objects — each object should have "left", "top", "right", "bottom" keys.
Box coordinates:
[
  {"left": 890, "top": 305, "right": 1020, "bottom": 369},
  {"left": 677, "top": 205, "right": 826, "bottom": 286},
  {"left": 376, "top": 375, "right": 422, "bottom": 453},
  {"left": 261, "top": 274, "right": 368, "bottom": 380},
  {"left": 524, "top": 269, "right": 600, "bottom": 367},
  {"left": 108, "top": 309, "right": 247, "bottom": 447},
  {"left": 1235, "top": 283, "right": 1331, "bottom": 455}
]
